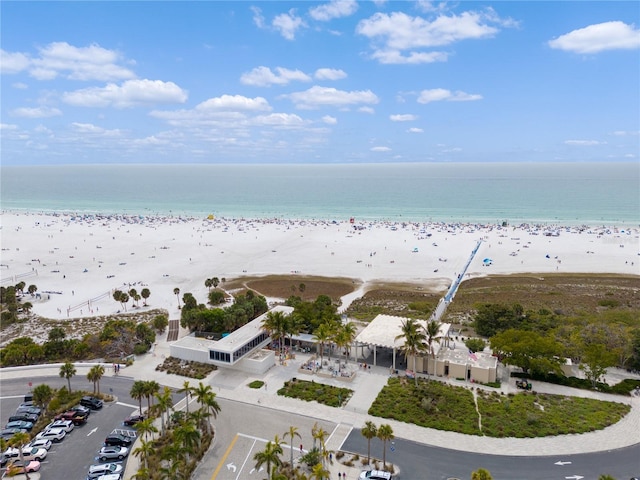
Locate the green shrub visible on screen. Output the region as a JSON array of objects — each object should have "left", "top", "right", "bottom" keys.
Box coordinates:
[{"left": 248, "top": 380, "right": 264, "bottom": 389}]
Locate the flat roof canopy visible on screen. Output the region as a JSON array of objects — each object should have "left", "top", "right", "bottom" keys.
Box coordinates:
[{"left": 355, "top": 314, "right": 450, "bottom": 355}]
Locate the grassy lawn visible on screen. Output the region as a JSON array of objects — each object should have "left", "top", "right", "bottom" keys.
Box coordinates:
[
  {"left": 277, "top": 378, "right": 353, "bottom": 407},
  {"left": 369, "top": 377, "right": 630, "bottom": 438}
]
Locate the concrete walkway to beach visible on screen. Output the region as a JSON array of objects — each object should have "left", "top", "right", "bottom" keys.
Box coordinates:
[{"left": 3, "top": 336, "right": 639, "bottom": 480}]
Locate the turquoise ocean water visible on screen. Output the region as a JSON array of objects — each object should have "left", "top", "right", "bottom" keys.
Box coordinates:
[{"left": 1, "top": 162, "right": 638, "bottom": 226}]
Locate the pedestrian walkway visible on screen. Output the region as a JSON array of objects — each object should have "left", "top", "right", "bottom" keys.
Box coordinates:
[{"left": 3, "top": 334, "right": 639, "bottom": 479}]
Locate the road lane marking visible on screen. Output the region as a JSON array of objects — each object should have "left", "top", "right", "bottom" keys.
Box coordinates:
[
  {"left": 235, "top": 438, "right": 256, "bottom": 480},
  {"left": 211, "top": 433, "right": 238, "bottom": 480}
]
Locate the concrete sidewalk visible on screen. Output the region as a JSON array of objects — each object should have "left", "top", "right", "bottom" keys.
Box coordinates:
[{"left": 3, "top": 335, "right": 639, "bottom": 479}]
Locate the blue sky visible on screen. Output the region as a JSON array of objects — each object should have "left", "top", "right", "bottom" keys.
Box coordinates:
[{"left": 1, "top": 1, "right": 639, "bottom": 165}]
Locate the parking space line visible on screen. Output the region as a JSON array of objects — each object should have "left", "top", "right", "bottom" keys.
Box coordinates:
[
  {"left": 235, "top": 438, "right": 256, "bottom": 480},
  {"left": 211, "top": 433, "right": 238, "bottom": 480}
]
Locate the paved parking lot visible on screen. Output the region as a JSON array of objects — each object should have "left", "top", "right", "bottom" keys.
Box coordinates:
[{"left": 1, "top": 395, "right": 139, "bottom": 480}]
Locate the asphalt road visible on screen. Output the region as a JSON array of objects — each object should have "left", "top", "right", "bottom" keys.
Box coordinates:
[
  {"left": 3, "top": 376, "right": 639, "bottom": 480},
  {"left": 341, "top": 429, "right": 640, "bottom": 480}
]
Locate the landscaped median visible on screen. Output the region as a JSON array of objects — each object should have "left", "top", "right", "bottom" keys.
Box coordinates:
[
  {"left": 368, "top": 377, "right": 630, "bottom": 438},
  {"left": 277, "top": 378, "right": 353, "bottom": 407}
]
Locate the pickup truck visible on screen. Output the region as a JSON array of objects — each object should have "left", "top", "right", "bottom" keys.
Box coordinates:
[
  {"left": 516, "top": 379, "right": 533, "bottom": 390},
  {"left": 54, "top": 410, "right": 88, "bottom": 425}
]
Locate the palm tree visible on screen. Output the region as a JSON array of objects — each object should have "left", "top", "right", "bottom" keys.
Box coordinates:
[
  {"left": 129, "top": 288, "right": 138, "bottom": 306},
  {"left": 141, "top": 288, "right": 150, "bottom": 306},
  {"left": 361, "top": 421, "right": 378, "bottom": 465},
  {"left": 424, "top": 319, "right": 442, "bottom": 378},
  {"left": 262, "top": 310, "right": 289, "bottom": 359},
  {"left": 143, "top": 380, "right": 160, "bottom": 413},
  {"left": 130, "top": 380, "right": 146, "bottom": 415},
  {"left": 334, "top": 321, "right": 357, "bottom": 364},
  {"left": 194, "top": 382, "right": 220, "bottom": 433},
  {"left": 313, "top": 322, "right": 334, "bottom": 367},
  {"left": 7, "top": 431, "right": 32, "bottom": 480},
  {"left": 253, "top": 437, "right": 283, "bottom": 479},
  {"left": 309, "top": 462, "right": 330, "bottom": 480},
  {"left": 59, "top": 361, "right": 76, "bottom": 392},
  {"left": 212, "top": 277, "right": 220, "bottom": 289},
  {"left": 87, "top": 364, "right": 105, "bottom": 394},
  {"left": 377, "top": 424, "right": 394, "bottom": 470},
  {"left": 173, "top": 287, "right": 180, "bottom": 308},
  {"left": 32, "top": 383, "right": 53, "bottom": 412},
  {"left": 471, "top": 468, "right": 493, "bottom": 480},
  {"left": 395, "top": 318, "right": 426, "bottom": 386},
  {"left": 135, "top": 417, "right": 158, "bottom": 442},
  {"left": 174, "top": 422, "right": 201, "bottom": 461},
  {"left": 178, "top": 380, "right": 194, "bottom": 414},
  {"left": 204, "top": 278, "right": 213, "bottom": 291},
  {"left": 154, "top": 386, "right": 174, "bottom": 434},
  {"left": 283, "top": 425, "right": 301, "bottom": 468},
  {"left": 133, "top": 438, "right": 155, "bottom": 470}
]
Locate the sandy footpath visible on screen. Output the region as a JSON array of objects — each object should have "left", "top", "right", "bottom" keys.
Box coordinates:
[{"left": 1, "top": 212, "right": 638, "bottom": 326}]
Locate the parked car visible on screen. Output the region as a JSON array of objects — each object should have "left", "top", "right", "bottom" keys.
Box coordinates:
[
  {"left": 123, "top": 414, "right": 144, "bottom": 426},
  {"left": 359, "top": 470, "right": 392, "bottom": 480},
  {"left": 87, "top": 462, "right": 124, "bottom": 479},
  {"left": 8, "top": 413, "right": 39, "bottom": 424},
  {"left": 68, "top": 404, "right": 92, "bottom": 417},
  {"left": 0, "top": 428, "right": 27, "bottom": 440},
  {"left": 4, "top": 420, "right": 34, "bottom": 432},
  {"left": 15, "top": 406, "right": 42, "bottom": 416},
  {"left": 97, "top": 446, "right": 129, "bottom": 462},
  {"left": 516, "top": 379, "right": 533, "bottom": 390},
  {"left": 55, "top": 410, "right": 88, "bottom": 425},
  {"left": 46, "top": 419, "right": 74, "bottom": 433},
  {"left": 104, "top": 433, "right": 133, "bottom": 447},
  {"left": 27, "top": 438, "right": 52, "bottom": 451},
  {"left": 1, "top": 446, "right": 47, "bottom": 466},
  {"left": 4, "top": 459, "right": 41, "bottom": 474},
  {"left": 35, "top": 427, "right": 66, "bottom": 443},
  {"left": 96, "top": 475, "right": 122, "bottom": 480},
  {"left": 80, "top": 396, "right": 103, "bottom": 410}
]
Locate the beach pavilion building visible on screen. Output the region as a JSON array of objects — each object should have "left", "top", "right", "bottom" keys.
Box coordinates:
[
  {"left": 169, "top": 305, "right": 293, "bottom": 375},
  {"left": 354, "top": 314, "right": 498, "bottom": 384}
]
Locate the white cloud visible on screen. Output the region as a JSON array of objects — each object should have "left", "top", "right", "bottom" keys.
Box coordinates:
[
  {"left": 549, "top": 21, "right": 640, "bottom": 54},
  {"left": 251, "top": 6, "right": 266, "bottom": 29},
  {"left": 27, "top": 42, "right": 136, "bottom": 81},
  {"left": 12, "top": 82, "right": 28, "bottom": 90},
  {"left": 359, "top": 106, "right": 375, "bottom": 114},
  {"left": 417, "top": 88, "right": 482, "bottom": 103},
  {"left": 612, "top": 130, "right": 640, "bottom": 136},
  {"left": 10, "top": 106, "right": 62, "bottom": 118},
  {"left": 196, "top": 94, "right": 271, "bottom": 112},
  {"left": 251, "top": 113, "right": 306, "bottom": 127},
  {"left": 371, "top": 49, "right": 448, "bottom": 64},
  {"left": 322, "top": 115, "right": 337, "bottom": 124},
  {"left": 356, "top": 10, "right": 509, "bottom": 64},
  {"left": 314, "top": 68, "right": 347, "bottom": 80},
  {"left": 273, "top": 10, "right": 306, "bottom": 40},
  {"left": 408, "top": 127, "right": 424, "bottom": 133},
  {"left": 371, "top": 146, "right": 391, "bottom": 152},
  {"left": 309, "top": 0, "right": 358, "bottom": 21},
  {"left": 564, "top": 140, "right": 607, "bottom": 146},
  {"left": 0, "top": 49, "right": 31, "bottom": 74},
  {"left": 0, "top": 123, "right": 19, "bottom": 130},
  {"left": 63, "top": 79, "right": 188, "bottom": 108},
  {"left": 390, "top": 114, "right": 418, "bottom": 121},
  {"left": 283, "top": 86, "right": 379, "bottom": 109},
  {"left": 240, "top": 66, "right": 311, "bottom": 86}
]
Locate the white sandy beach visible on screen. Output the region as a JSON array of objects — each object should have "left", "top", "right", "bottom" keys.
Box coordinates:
[{"left": 1, "top": 212, "right": 638, "bottom": 329}]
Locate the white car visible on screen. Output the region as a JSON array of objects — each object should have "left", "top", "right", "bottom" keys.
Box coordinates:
[
  {"left": 46, "top": 419, "right": 74, "bottom": 433},
  {"left": 87, "top": 463, "right": 124, "bottom": 479},
  {"left": 35, "top": 427, "right": 66, "bottom": 443},
  {"left": 28, "top": 438, "right": 52, "bottom": 451},
  {"left": 97, "top": 446, "right": 129, "bottom": 462},
  {"left": 3, "top": 446, "right": 47, "bottom": 464},
  {"left": 359, "top": 471, "right": 392, "bottom": 480}
]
